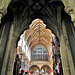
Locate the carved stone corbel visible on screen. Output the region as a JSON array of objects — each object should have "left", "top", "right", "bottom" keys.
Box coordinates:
[
  {"left": 0, "top": 9, "right": 6, "bottom": 23},
  {"left": 65, "top": 6, "right": 75, "bottom": 27}
]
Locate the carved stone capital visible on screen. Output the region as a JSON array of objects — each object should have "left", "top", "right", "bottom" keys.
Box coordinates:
[
  {"left": 0, "top": 9, "right": 7, "bottom": 23},
  {"left": 0, "top": 8, "right": 6, "bottom": 14},
  {"left": 65, "top": 6, "right": 73, "bottom": 15},
  {"left": 65, "top": 6, "right": 75, "bottom": 24}
]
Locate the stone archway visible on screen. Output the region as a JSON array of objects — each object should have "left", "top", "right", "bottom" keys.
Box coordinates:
[
  {"left": 0, "top": 0, "right": 75, "bottom": 75},
  {"left": 41, "top": 65, "right": 52, "bottom": 74},
  {"left": 29, "top": 65, "right": 40, "bottom": 72}
]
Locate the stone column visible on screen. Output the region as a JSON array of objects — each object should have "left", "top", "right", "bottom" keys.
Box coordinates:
[
  {"left": 60, "top": 34, "right": 70, "bottom": 75},
  {"left": 6, "top": 34, "right": 18, "bottom": 75},
  {"left": 0, "top": 22, "right": 11, "bottom": 75},
  {"left": 63, "top": 21, "right": 75, "bottom": 75},
  {"left": 60, "top": 21, "right": 75, "bottom": 75},
  {"left": 1, "top": 24, "right": 19, "bottom": 75}
]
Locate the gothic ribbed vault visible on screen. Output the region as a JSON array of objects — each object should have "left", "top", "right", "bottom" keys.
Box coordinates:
[{"left": 24, "top": 19, "right": 54, "bottom": 53}]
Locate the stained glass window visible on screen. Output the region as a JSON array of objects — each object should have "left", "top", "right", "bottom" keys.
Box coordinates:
[{"left": 32, "top": 44, "right": 48, "bottom": 61}]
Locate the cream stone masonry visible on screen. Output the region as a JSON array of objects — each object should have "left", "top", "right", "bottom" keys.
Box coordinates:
[
  {"left": 62, "top": 0, "right": 75, "bottom": 27},
  {"left": 0, "top": 0, "right": 11, "bottom": 23},
  {"left": 61, "top": 21, "right": 75, "bottom": 75}
]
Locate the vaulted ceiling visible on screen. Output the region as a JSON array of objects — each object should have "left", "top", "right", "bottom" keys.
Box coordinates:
[
  {"left": 1, "top": 0, "right": 64, "bottom": 37},
  {"left": 24, "top": 19, "right": 54, "bottom": 52}
]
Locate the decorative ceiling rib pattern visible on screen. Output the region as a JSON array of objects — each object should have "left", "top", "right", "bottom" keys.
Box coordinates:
[{"left": 24, "top": 19, "right": 53, "bottom": 52}]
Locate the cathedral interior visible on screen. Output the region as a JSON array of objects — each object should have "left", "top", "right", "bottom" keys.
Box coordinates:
[{"left": 0, "top": 0, "right": 75, "bottom": 75}]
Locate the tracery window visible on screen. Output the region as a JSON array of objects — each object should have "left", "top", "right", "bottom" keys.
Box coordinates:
[{"left": 32, "top": 44, "right": 48, "bottom": 61}]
